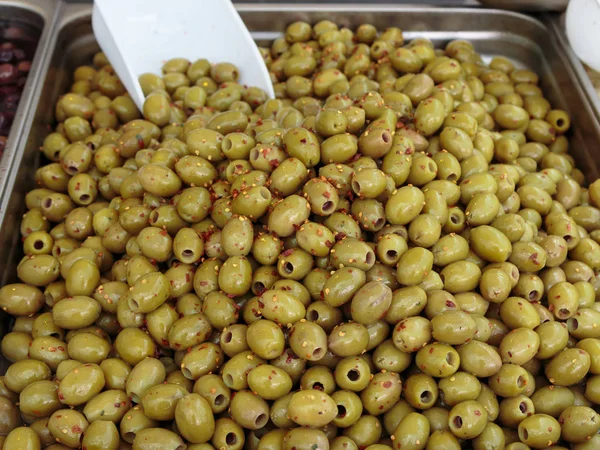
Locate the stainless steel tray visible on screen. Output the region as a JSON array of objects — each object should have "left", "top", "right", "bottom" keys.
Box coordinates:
[
  {"left": 0, "top": 0, "right": 62, "bottom": 196},
  {"left": 1, "top": 4, "right": 600, "bottom": 289},
  {"left": 545, "top": 13, "right": 600, "bottom": 127}
]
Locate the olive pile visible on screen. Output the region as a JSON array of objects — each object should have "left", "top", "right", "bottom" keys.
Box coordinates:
[{"left": 0, "top": 19, "right": 600, "bottom": 450}]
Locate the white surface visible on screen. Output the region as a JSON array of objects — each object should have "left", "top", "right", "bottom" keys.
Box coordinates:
[
  {"left": 565, "top": 0, "right": 600, "bottom": 72},
  {"left": 92, "top": 0, "right": 275, "bottom": 111}
]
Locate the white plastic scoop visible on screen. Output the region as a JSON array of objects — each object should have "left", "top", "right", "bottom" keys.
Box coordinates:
[
  {"left": 565, "top": 0, "right": 600, "bottom": 73},
  {"left": 92, "top": 0, "right": 274, "bottom": 111}
]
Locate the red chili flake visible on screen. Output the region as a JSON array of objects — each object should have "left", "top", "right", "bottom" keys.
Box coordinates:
[
  {"left": 268, "top": 159, "right": 280, "bottom": 168},
  {"left": 136, "top": 134, "right": 145, "bottom": 149},
  {"left": 382, "top": 380, "right": 393, "bottom": 389},
  {"left": 446, "top": 300, "right": 456, "bottom": 308},
  {"left": 72, "top": 425, "right": 82, "bottom": 434},
  {"left": 429, "top": 347, "right": 434, "bottom": 354},
  {"left": 474, "top": 410, "right": 481, "bottom": 416},
  {"left": 286, "top": 351, "right": 295, "bottom": 364},
  {"left": 281, "top": 248, "right": 294, "bottom": 257}
]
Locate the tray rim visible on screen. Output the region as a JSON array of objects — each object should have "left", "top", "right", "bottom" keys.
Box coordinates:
[
  {"left": 0, "top": 0, "right": 64, "bottom": 206},
  {"left": 545, "top": 15, "right": 600, "bottom": 124}
]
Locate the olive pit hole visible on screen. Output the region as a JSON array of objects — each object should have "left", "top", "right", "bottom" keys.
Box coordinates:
[
  {"left": 181, "top": 367, "right": 193, "bottom": 380},
  {"left": 181, "top": 249, "right": 194, "bottom": 258},
  {"left": 307, "top": 310, "right": 319, "bottom": 321},
  {"left": 66, "top": 165, "right": 78, "bottom": 175},
  {"left": 259, "top": 187, "right": 270, "bottom": 199},
  {"left": 556, "top": 118, "right": 565, "bottom": 127},
  {"left": 347, "top": 369, "right": 360, "bottom": 381},
  {"left": 386, "top": 250, "right": 398, "bottom": 259},
  {"left": 446, "top": 352, "right": 456, "bottom": 366},
  {"left": 124, "top": 432, "right": 136, "bottom": 442},
  {"left": 520, "top": 428, "right": 529, "bottom": 441},
  {"left": 253, "top": 282, "right": 265, "bottom": 293},
  {"left": 128, "top": 298, "right": 139, "bottom": 311},
  {"left": 374, "top": 218, "right": 385, "bottom": 228},
  {"left": 450, "top": 214, "right": 459, "bottom": 224},
  {"left": 313, "top": 347, "right": 324, "bottom": 358},
  {"left": 215, "top": 394, "right": 226, "bottom": 406},
  {"left": 428, "top": 162, "right": 436, "bottom": 173},
  {"left": 453, "top": 416, "right": 463, "bottom": 429},
  {"left": 283, "top": 262, "right": 294, "bottom": 274},
  {"left": 50, "top": 332, "right": 61, "bottom": 339},
  {"left": 567, "top": 318, "right": 578, "bottom": 331},
  {"left": 254, "top": 413, "right": 268, "bottom": 428},
  {"left": 447, "top": 173, "right": 458, "bottom": 182},
  {"left": 528, "top": 290, "right": 539, "bottom": 300},
  {"left": 226, "top": 432, "right": 237, "bottom": 446},
  {"left": 381, "top": 131, "right": 391, "bottom": 143},
  {"left": 149, "top": 211, "right": 159, "bottom": 224},
  {"left": 79, "top": 194, "right": 90, "bottom": 203},
  {"left": 312, "top": 382, "right": 324, "bottom": 391},
  {"left": 222, "top": 138, "right": 232, "bottom": 151},
  {"left": 42, "top": 198, "right": 52, "bottom": 209},
  {"left": 352, "top": 181, "right": 361, "bottom": 194},
  {"left": 33, "top": 240, "right": 44, "bottom": 250},
  {"left": 558, "top": 308, "right": 570, "bottom": 319},
  {"left": 519, "top": 401, "right": 528, "bottom": 414},
  {"left": 365, "top": 251, "right": 375, "bottom": 265},
  {"left": 223, "top": 373, "right": 234, "bottom": 387},
  {"left": 420, "top": 390, "right": 433, "bottom": 403},
  {"left": 222, "top": 331, "right": 232, "bottom": 344},
  {"left": 322, "top": 201, "right": 334, "bottom": 212},
  {"left": 517, "top": 375, "right": 526, "bottom": 388},
  {"left": 337, "top": 405, "right": 347, "bottom": 418},
  {"left": 564, "top": 235, "right": 573, "bottom": 243}
]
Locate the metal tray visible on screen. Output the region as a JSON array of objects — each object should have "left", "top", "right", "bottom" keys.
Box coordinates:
[
  {"left": 1, "top": 3, "right": 600, "bottom": 309},
  {"left": 545, "top": 13, "right": 600, "bottom": 126},
  {"left": 0, "top": 0, "right": 62, "bottom": 196}
]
